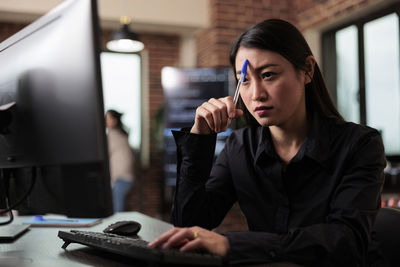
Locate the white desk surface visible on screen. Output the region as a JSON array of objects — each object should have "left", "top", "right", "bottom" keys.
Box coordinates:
[{"left": 0, "top": 211, "right": 173, "bottom": 267}]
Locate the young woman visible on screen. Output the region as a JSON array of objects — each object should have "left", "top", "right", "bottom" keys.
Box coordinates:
[
  {"left": 149, "top": 19, "right": 386, "bottom": 266},
  {"left": 105, "top": 109, "right": 135, "bottom": 212}
]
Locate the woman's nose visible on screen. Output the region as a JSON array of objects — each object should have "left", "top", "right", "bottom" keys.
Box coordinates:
[{"left": 251, "top": 80, "right": 268, "bottom": 101}]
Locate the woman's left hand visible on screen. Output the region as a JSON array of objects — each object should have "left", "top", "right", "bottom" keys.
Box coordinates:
[{"left": 148, "top": 226, "right": 230, "bottom": 257}]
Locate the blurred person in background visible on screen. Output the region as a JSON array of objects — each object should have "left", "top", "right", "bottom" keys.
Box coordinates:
[{"left": 105, "top": 109, "right": 135, "bottom": 212}]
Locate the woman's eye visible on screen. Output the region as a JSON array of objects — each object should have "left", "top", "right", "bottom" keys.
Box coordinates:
[{"left": 262, "top": 72, "right": 274, "bottom": 80}]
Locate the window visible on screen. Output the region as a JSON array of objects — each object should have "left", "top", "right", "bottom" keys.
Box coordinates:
[
  {"left": 335, "top": 25, "right": 359, "bottom": 123},
  {"left": 323, "top": 4, "right": 400, "bottom": 157},
  {"left": 364, "top": 14, "right": 400, "bottom": 155},
  {"left": 100, "top": 52, "right": 141, "bottom": 150}
]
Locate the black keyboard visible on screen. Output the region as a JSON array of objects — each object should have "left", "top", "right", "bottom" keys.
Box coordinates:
[{"left": 58, "top": 230, "right": 223, "bottom": 266}]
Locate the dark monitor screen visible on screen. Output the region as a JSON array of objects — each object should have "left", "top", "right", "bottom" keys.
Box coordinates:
[{"left": 0, "top": 0, "right": 113, "bottom": 218}]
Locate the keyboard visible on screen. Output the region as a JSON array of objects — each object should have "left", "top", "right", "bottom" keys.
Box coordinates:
[{"left": 58, "top": 230, "right": 223, "bottom": 266}]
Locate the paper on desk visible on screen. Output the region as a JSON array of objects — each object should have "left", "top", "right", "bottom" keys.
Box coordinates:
[{"left": 22, "top": 216, "right": 102, "bottom": 227}]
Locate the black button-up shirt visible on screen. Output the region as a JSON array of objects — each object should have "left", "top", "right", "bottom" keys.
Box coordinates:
[{"left": 171, "top": 113, "right": 386, "bottom": 266}]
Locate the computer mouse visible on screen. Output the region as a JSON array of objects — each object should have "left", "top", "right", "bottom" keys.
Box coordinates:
[{"left": 103, "top": 220, "right": 142, "bottom": 236}]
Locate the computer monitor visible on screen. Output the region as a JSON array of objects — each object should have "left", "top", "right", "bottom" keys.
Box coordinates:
[{"left": 0, "top": 0, "right": 113, "bottom": 218}]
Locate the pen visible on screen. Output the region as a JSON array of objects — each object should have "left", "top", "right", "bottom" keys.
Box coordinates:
[
  {"left": 233, "top": 59, "right": 248, "bottom": 107},
  {"left": 33, "top": 215, "right": 79, "bottom": 222}
]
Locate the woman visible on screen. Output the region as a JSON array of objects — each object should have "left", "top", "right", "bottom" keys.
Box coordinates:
[
  {"left": 105, "top": 109, "right": 135, "bottom": 212},
  {"left": 149, "top": 19, "right": 386, "bottom": 266}
]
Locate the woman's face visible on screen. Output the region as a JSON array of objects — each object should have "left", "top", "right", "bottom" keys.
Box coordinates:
[{"left": 235, "top": 47, "right": 308, "bottom": 128}]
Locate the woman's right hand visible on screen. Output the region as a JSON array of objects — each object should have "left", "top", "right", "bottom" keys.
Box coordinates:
[
  {"left": 190, "top": 96, "right": 243, "bottom": 135},
  {"left": 148, "top": 226, "right": 230, "bottom": 257}
]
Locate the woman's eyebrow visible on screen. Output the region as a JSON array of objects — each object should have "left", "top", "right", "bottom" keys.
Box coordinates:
[
  {"left": 254, "top": 63, "right": 278, "bottom": 73},
  {"left": 236, "top": 63, "right": 279, "bottom": 75}
]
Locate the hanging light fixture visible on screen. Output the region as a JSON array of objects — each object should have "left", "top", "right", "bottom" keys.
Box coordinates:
[{"left": 106, "top": 15, "right": 144, "bottom": 53}]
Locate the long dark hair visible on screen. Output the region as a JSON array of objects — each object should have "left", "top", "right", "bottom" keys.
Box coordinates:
[
  {"left": 229, "top": 19, "right": 343, "bottom": 126},
  {"left": 106, "top": 109, "right": 128, "bottom": 136}
]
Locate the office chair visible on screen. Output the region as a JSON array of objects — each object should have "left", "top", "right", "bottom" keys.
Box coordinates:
[{"left": 374, "top": 207, "right": 400, "bottom": 266}]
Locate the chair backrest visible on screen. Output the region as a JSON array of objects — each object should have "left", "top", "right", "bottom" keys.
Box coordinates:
[{"left": 374, "top": 207, "right": 400, "bottom": 265}]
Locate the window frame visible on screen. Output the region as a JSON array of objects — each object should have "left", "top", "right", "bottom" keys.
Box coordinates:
[{"left": 322, "top": 2, "right": 400, "bottom": 160}]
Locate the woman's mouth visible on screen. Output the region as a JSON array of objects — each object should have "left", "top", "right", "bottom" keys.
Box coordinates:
[{"left": 254, "top": 106, "right": 273, "bottom": 116}]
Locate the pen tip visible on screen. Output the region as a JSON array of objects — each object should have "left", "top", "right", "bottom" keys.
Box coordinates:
[
  {"left": 241, "top": 59, "right": 248, "bottom": 80},
  {"left": 241, "top": 60, "right": 248, "bottom": 73}
]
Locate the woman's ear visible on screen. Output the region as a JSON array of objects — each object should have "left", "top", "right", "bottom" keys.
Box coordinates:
[{"left": 304, "top": 55, "right": 316, "bottom": 84}]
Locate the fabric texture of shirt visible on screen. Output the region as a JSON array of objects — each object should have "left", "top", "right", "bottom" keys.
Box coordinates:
[
  {"left": 107, "top": 127, "right": 135, "bottom": 186},
  {"left": 171, "top": 112, "right": 386, "bottom": 266}
]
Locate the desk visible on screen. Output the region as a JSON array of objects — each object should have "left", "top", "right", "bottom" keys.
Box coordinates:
[
  {"left": 0, "top": 212, "right": 300, "bottom": 267},
  {"left": 0, "top": 212, "right": 173, "bottom": 267}
]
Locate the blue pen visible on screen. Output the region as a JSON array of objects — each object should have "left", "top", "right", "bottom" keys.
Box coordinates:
[{"left": 233, "top": 59, "right": 248, "bottom": 107}]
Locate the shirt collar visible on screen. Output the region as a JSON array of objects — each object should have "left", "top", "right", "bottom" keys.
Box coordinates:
[
  {"left": 254, "top": 127, "right": 276, "bottom": 163},
  {"left": 300, "top": 112, "right": 332, "bottom": 166},
  {"left": 254, "top": 112, "right": 333, "bottom": 166}
]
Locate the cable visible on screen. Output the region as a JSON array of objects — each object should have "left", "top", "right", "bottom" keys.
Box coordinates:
[
  {"left": 0, "top": 167, "right": 37, "bottom": 221},
  {"left": 0, "top": 168, "right": 14, "bottom": 225},
  {"left": 0, "top": 197, "right": 13, "bottom": 226}
]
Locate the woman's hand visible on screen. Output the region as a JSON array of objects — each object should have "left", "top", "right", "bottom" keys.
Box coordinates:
[
  {"left": 148, "top": 226, "right": 230, "bottom": 257},
  {"left": 191, "top": 96, "right": 243, "bottom": 135}
]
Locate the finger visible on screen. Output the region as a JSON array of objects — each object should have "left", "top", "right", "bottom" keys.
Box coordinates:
[
  {"left": 195, "top": 105, "right": 215, "bottom": 132},
  {"left": 223, "top": 109, "right": 244, "bottom": 132},
  {"left": 197, "top": 102, "right": 224, "bottom": 132},
  {"left": 162, "top": 228, "right": 194, "bottom": 249},
  {"left": 148, "top": 227, "right": 177, "bottom": 247},
  {"left": 162, "top": 228, "right": 197, "bottom": 249},
  {"left": 168, "top": 238, "right": 190, "bottom": 249},
  {"left": 179, "top": 237, "right": 203, "bottom": 252},
  {"left": 203, "top": 100, "right": 223, "bottom": 132},
  {"left": 209, "top": 98, "right": 229, "bottom": 131},
  {"left": 176, "top": 238, "right": 190, "bottom": 247},
  {"left": 218, "top": 97, "right": 235, "bottom": 131},
  {"left": 148, "top": 227, "right": 180, "bottom": 248},
  {"left": 232, "top": 108, "right": 244, "bottom": 119},
  {"left": 220, "top": 96, "right": 236, "bottom": 119}
]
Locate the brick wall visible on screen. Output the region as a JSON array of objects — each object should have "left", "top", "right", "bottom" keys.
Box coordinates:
[
  {"left": 197, "top": 0, "right": 296, "bottom": 68},
  {"left": 294, "top": 0, "right": 388, "bottom": 30},
  {"left": 196, "top": 0, "right": 386, "bottom": 69}
]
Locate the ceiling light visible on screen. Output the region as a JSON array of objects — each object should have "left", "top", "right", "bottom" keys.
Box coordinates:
[{"left": 106, "top": 16, "right": 144, "bottom": 53}]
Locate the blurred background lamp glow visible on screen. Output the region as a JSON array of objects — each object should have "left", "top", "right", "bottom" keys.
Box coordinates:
[
  {"left": 106, "top": 16, "right": 144, "bottom": 53},
  {"left": 107, "top": 38, "right": 144, "bottom": 53}
]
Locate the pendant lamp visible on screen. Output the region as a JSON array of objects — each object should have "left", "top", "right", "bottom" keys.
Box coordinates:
[{"left": 106, "top": 15, "right": 144, "bottom": 53}]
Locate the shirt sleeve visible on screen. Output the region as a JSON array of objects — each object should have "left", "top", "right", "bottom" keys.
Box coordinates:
[
  {"left": 225, "top": 130, "right": 386, "bottom": 266},
  {"left": 171, "top": 130, "right": 237, "bottom": 229}
]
